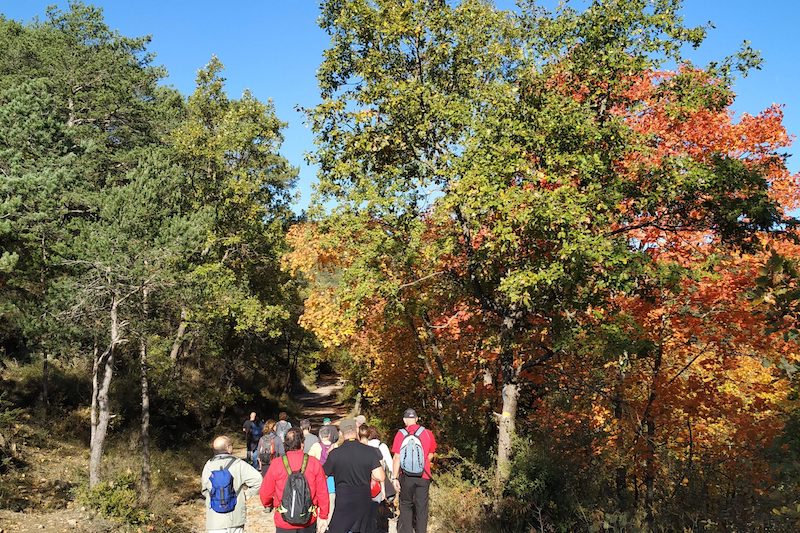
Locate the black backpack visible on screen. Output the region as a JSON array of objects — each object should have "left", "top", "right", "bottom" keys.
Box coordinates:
[{"left": 279, "top": 454, "right": 314, "bottom": 525}]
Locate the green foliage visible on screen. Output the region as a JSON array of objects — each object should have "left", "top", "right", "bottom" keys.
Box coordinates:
[
  {"left": 429, "top": 461, "right": 497, "bottom": 533},
  {"left": 76, "top": 472, "right": 149, "bottom": 525}
]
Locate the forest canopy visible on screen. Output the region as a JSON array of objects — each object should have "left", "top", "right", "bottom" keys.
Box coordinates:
[{"left": 2, "top": 1, "right": 800, "bottom": 531}]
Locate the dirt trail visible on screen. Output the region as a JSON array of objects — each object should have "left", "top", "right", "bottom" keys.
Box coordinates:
[
  {"left": 183, "top": 374, "right": 367, "bottom": 533},
  {"left": 0, "top": 375, "right": 395, "bottom": 533}
]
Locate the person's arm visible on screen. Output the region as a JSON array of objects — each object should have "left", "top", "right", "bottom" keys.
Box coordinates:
[
  {"left": 200, "top": 462, "right": 211, "bottom": 498},
  {"left": 315, "top": 462, "right": 330, "bottom": 520},
  {"left": 427, "top": 430, "right": 437, "bottom": 470},
  {"left": 323, "top": 450, "right": 336, "bottom": 477},
  {"left": 370, "top": 448, "right": 385, "bottom": 482},
  {"left": 240, "top": 460, "right": 263, "bottom": 499},
  {"left": 260, "top": 461, "right": 276, "bottom": 508},
  {"left": 372, "top": 464, "right": 386, "bottom": 483},
  {"left": 379, "top": 443, "right": 393, "bottom": 473},
  {"left": 392, "top": 454, "right": 400, "bottom": 482}
]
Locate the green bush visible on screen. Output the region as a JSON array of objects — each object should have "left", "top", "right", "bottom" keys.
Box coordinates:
[
  {"left": 76, "top": 472, "right": 149, "bottom": 525},
  {"left": 429, "top": 456, "right": 498, "bottom": 533}
]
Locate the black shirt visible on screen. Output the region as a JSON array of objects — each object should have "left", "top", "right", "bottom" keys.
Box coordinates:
[
  {"left": 323, "top": 440, "right": 381, "bottom": 488},
  {"left": 243, "top": 420, "right": 257, "bottom": 443}
]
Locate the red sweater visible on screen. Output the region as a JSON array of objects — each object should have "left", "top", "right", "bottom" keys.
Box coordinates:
[{"left": 259, "top": 450, "right": 330, "bottom": 529}]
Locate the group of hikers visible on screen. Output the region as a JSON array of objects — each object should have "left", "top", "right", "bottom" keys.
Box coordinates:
[{"left": 200, "top": 408, "right": 437, "bottom": 533}]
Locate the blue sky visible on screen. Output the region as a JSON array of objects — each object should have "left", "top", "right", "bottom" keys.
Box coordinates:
[{"left": 3, "top": 1, "right": 799, "bottom": 210}]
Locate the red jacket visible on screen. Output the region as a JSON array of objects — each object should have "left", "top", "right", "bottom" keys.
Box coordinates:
[{"left": 259, "top": 450, "right": 330, "bottom": 529}]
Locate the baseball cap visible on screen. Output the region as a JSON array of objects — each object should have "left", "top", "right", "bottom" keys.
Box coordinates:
[
  {"left": 322, "top": 417, "right": 332, "bottom": 424},
  {"left": 403, "top": 408, "right": 418, "bottom": 419},
  {"left": 339, "top": 418, "right": 357, "bottom": 434},
  {"left": 355, "top": 414, "right": 367, "bottom": 426}
]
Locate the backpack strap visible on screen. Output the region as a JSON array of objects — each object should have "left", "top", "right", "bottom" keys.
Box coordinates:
[
  {"left": 413, "top": 426, "right": 425, "bottom": 437},
  {"left": 300, "top": 453, "right": 309, "bottom": 474},
  {"left": 399, "top": 428, "right": 409, "bottom": 438},
  {"left": 282, "top": 454, "right": 293, "bottom": 475}
]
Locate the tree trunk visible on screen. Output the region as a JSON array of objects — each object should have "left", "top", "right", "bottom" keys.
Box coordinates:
[
  {"left": 89, "top": 297, "right": 121, "bottom": 488},
  {"left": 495, "top": 380, "right": 519, "bottom": 489},
  {"left": 140, "top": 287, "right": 151, "bottom": 502},
  {"left": 215, "top": 373, "right": 233, "bottom": 429},
  {"left": 614, "top": 362, "right": 628, "bottom": 510},
  {"left": 42, "top": 353, "right": 50, "bottom": 406},
  {"left": 644, "top": 413, "right": 656, "bottom": 526},
  {"left": 494, "top": 315, "right": 519, "bottom": 495},
  {"left": 643, "top": 341, "right": 664, "bottom": 527},
  {"left": 169, "top": 307, "right": 188, "bottom": 363}
]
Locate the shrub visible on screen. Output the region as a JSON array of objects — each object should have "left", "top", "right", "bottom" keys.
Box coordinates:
[
  {"left": 429, "top": 457, "right": 497, "bottom": 532},
  {"left": 76, "top": 472, "right": 149, "bottom": 525}
]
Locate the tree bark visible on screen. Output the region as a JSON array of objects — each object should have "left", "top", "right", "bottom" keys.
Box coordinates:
[
  {"left": 89, "top": 297, "right": 121, "bottom": 488},
  {"left": 495, "top": 379, "right": 519, "bottom": 489},
  {"left": 494, "top": 314, "right": 519, "bottom": 494},
  {"left": 169, "top": 307, "right": 188, "bottom": 363},
  {"left": 140, "top": 287, "right": 151, "bottom": 502},
  {"left": 643, "top": 342, "right": 664, "bottom": 527},
  {"left": 42, "top": 353, "right": 50, "bottom": 406},
  {"left": 614, "top": 361, "right": 628, "bottom": 510}
]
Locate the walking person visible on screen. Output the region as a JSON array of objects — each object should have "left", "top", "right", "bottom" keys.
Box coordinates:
[
  {"left": 300, "top": 418, "right": 319, "bottom": 451},
  {"left": 366, "top": 426, "right": 396, "bottom": 532},
  {"left": 257, "top": 419, "right": 285, "bottom": 475},
  {"left": 323, "top": 419, "right": 385, "bottom": 533},
  {"left": 260, "top": 427, "right": 330, "bottom": 533},
  {"left": 201, "top": 435, "right": 263, "bottom": 533},
  {"left": 308, "top": 425, "right": 338, "bottom": 525},
  {"left": 391, "top": 408, "right": 437, "bottom": 533},
  {"left": 275, "top": 411, "right": 292, "bottom": 443},
  {"left": 242, "top": 412, "right": 262, "bottom": 468},
  {"left": 358, "top": 425, "right": 386, "bottom": 533},
  {"left": 321, "top": 417, "right": 339, "bottom": 444}
]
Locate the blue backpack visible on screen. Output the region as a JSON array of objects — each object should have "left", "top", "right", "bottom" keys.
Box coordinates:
[
  {"left": 398, "top": 426, "right": 426, "bottom": 477},
  {"left": 209, "top": 457, "right": 238, "bottom": 513},
  {"left": 250, "top": 422, "right": 264, "bottom": 442}
]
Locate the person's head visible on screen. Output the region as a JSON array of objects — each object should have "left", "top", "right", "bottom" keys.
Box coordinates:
[
  {"left": 358, "top": 424, "right": 370, "bottom": 443},
  {"left": 322, "top": 417, "right": 332, "bottom": 426},
  {"left": 212, "top": 435, "right": 233, "bottom": 455},
  {"left": 402, "top": 407, "right": 418, "bottom": 427},
  {"left": 300, "top": 419, "right": 312, "bottom": 433},
  {"left": 355, "top": 414, "right": 366, "bottom": 429},
  {"left": 340, "top": 419, "right": 357, "bottom": 440},
  {"left": 319, "top": 425, "right": 333, "bottom": 444},
  {"left": 279, "top": 411, "right": 288, "bottom": 421},
  {"left": 367, "top": 426, "right": 381, "bottom": 442},
  {"left": 264, "top": 419, "right": 276, "bottom": 433},
  {"left": 284, "top": 427, "right": 304, "bottom": 452},
  {"left": 249, "top": 411, "right": 257, "bottom": 421}
]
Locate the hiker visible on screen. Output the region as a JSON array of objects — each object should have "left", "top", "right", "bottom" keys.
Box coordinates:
[
  {"left": 243, "top": 412, "right": 262, "bottom": 468},
  {"left": 275, "top": 411, "right": 292, "bottom": 443},
  {"left": 308, "top": 425, "right": 338, "bottom": 525},
  {"left": 366, "top": 424, "right": 396, "bottom": 526},
  {"left": 323, "top": 419, "right": 385, "bottom": 533},
  {"left": 201, "top": 435, "right": 263, "bottom": 533},
  {"left": 300, "top": 418, "right": 319, "bottom": 451},
  {"left": 321, "top": 417, "right": 339, "bottom": 444},
  {"left": 260, "top": 427, "right": 329, "bottom": 533},
  {"left": 391, "top": 408, "right": 437, "bottom": 533},
  {"left": 257, "top": 419, "right": 285, "bottom": 475},
  {"left": 358, "top": 425, "right": 385, "bottom": 533}
]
